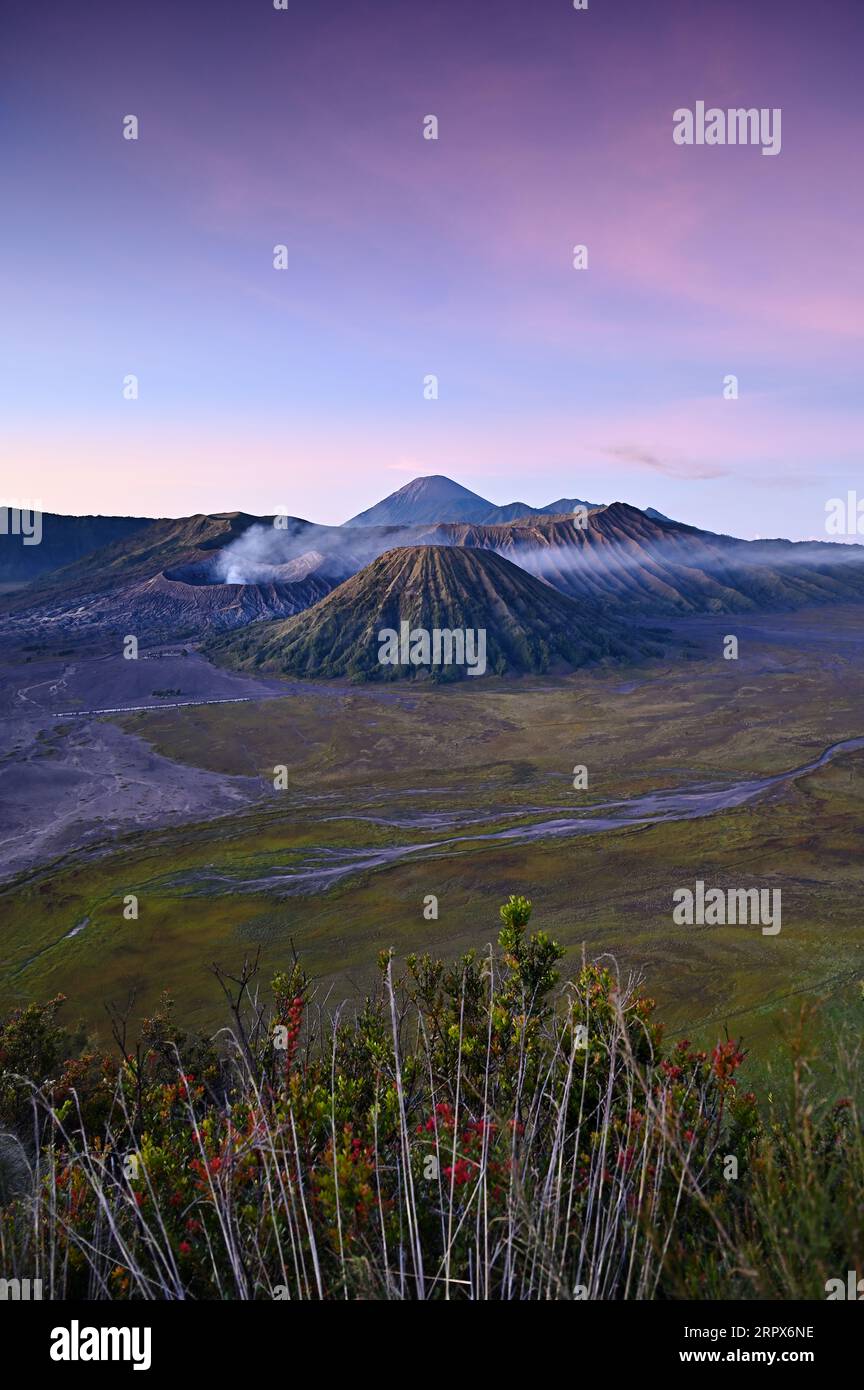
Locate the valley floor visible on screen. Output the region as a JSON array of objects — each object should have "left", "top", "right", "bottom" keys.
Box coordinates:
[{"left": 1, "top": 605, "right": 863, "bottom": 1062}]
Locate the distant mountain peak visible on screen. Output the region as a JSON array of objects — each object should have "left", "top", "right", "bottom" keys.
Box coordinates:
[
  {"left": 343, "top": 475, "right": 493, "bottom": 528},
  {"left": 343, "top": 474, "right": 602, "bottom": 529}
]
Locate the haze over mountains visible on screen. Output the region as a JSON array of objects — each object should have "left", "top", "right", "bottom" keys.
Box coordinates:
[
  {"left": 435, "top": 505, "right": 864, "bottom": 614},
  {"left": 2, "top": 477, "right": 864, "bottom": 669}
]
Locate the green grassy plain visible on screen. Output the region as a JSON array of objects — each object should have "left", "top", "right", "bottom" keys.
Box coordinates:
[{"left": 2, "top": 611, "right": 863, "bottom": 1063}]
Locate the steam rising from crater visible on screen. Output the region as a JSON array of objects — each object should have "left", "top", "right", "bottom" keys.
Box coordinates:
[
  {"left": 213, "top": 520, "right": 459, "bottom": 587},
  {"left": 214, "top": 525, "right": 302, "bottom": 584}
]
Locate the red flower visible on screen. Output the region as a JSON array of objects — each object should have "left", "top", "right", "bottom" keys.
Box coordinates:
[
  {"left": 711, "top": 1040, "right": 745, "bottom": 1086},
  {"left": 443, "top": 1158, "right": 473, "bottom": 1187}
]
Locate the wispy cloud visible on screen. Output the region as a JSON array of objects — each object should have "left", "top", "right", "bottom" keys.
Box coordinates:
[{"left": 600, "top": 446, "right": 729, "bottom": 481}]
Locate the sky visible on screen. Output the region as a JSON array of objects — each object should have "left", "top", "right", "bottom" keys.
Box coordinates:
[{"left": 1, "top": 0, "right": 862, "bottom": 539}]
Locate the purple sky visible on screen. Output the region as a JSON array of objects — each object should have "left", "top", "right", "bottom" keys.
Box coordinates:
[{"left": 1, "top": 0, "right": 862, "bottom": 538}]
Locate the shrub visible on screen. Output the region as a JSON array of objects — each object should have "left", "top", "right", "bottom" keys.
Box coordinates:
[{"left": 0, "top": 898, "right": 860, "bottom": 1300}]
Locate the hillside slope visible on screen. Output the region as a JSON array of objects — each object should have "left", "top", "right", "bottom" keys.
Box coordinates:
[
  {"left": 0, "top": 514, "right": 336, "bottom": 639},
  {"left": 206, "top": 545, "right": 655, "bottom": 680},
  {"left": 0, "top": 512, "right": 151, "bottom": 585},
  {"left": 432, "top": 504, "right": 864, "bottom": 614}
]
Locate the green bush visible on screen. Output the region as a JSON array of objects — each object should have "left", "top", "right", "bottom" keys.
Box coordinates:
[{"left": 0, "top": 897, "right": 860, "bottom": 1300}]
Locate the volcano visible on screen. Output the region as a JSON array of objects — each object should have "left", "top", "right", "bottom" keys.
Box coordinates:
[
  {"left": 205, "top": 544, "right": 658, "bottom": 680},
  {"left": 343, "top": 474, "right": 598, "bottom": 528}
]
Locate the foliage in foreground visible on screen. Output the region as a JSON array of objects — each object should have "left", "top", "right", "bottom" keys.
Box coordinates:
[{"left": 0, "top": 896, "right": 861, "bottom": 1300}]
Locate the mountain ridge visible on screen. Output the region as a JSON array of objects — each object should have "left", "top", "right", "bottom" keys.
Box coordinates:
[
  {"left": 3, "top": 481, "right": 864, "bottom": 644},
  {"left": 0, "top": 512, "right": 152, "bottom": 585}
]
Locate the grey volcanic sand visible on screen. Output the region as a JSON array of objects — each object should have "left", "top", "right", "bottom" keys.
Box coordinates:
[
  {"left": 0, "top": 647, "right": 297, "bottom": 879},
  {"left": 0, "top": 640, "right": 479, "bottom": 881}
]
